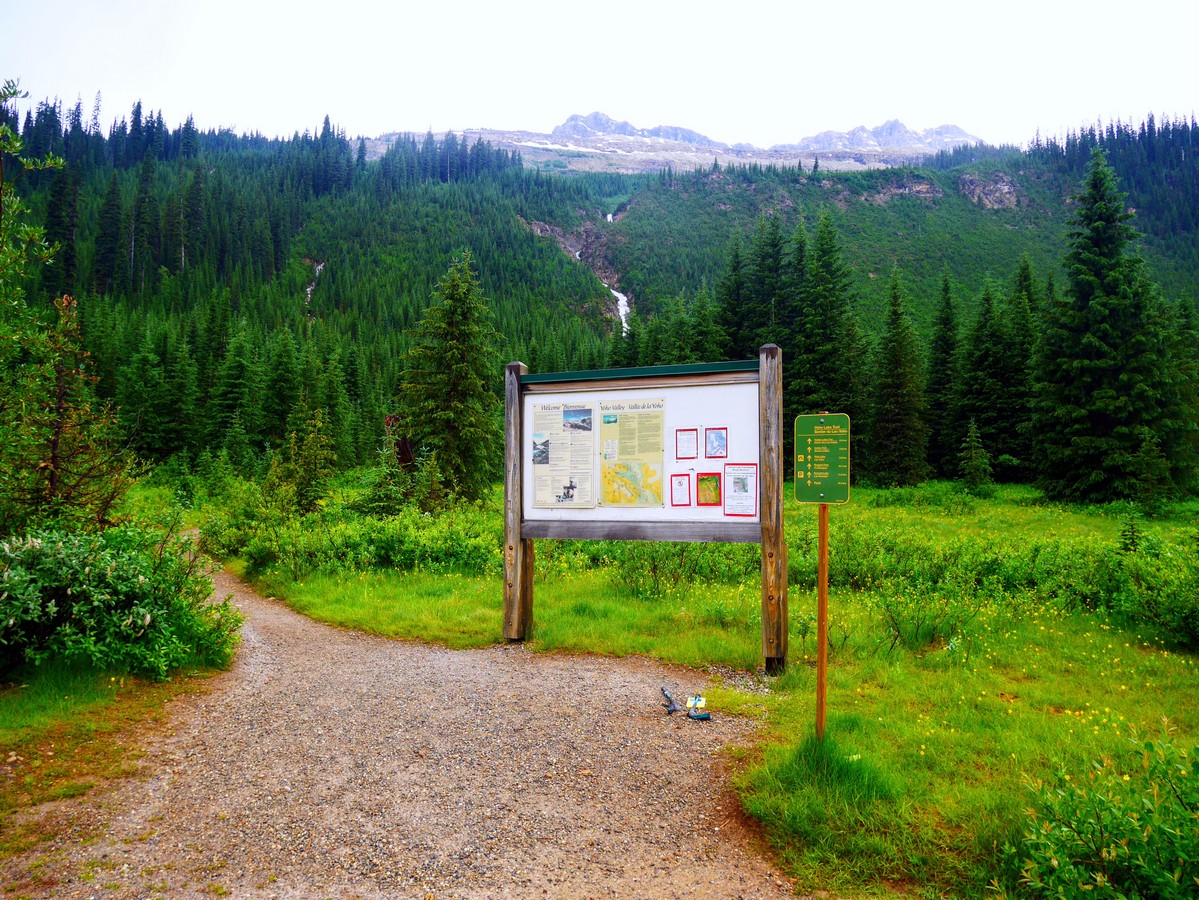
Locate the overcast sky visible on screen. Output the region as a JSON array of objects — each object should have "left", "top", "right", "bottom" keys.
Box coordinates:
[{"left": 7, "top": 0, "right": 1196, "bottom": 150}]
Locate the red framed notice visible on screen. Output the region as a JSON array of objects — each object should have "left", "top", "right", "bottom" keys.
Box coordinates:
[
  {"left": 704, "top": 426, "right": 728, "bottom": 458},
  {"left": 670, "top": 473, "right": 691, "bottom": 507},
  {"left": 723, "top": 463, "right": 758, "bottom": 517},
  {"left": 675, "top": 428, "right": 699, "bottom": 459},
  {"left": 696, "top": 472, "right": 722, "bottom": 507}
]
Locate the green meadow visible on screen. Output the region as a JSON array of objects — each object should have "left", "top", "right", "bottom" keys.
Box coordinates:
[
  {"left": 5, "top": 480, "right": 1197, "bottom": 895},
  {"left": 239, "top": 480, "right": 1198, "bottom": 897}
]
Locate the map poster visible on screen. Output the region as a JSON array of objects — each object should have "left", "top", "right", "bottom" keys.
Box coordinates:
[
  {"left": 531, "top": 402, "right": 596, "bottom": 508},
  {"left": 598, "top": 398, "right": 665, "bottom": 507},
  {"left": 723, "top": 463, "right": 758, "bottom": 517},
  {"left": 696, "top": 472, "right": 722, "bottom": 506}
]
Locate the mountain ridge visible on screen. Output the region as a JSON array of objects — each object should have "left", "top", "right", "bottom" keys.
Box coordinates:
[{"left": 373, "top": 112, "right": 987, "bottom": 174}]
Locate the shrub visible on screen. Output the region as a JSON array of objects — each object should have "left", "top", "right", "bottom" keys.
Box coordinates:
[
  {"left": 608, "top": 540, "right": 759, "bottom": 600},
  {"left": 0, "top": 526, "right": 242, "bottom": 680},
  {"left": 1006, "top": 721, "right": 1199, "bottom": 898}
]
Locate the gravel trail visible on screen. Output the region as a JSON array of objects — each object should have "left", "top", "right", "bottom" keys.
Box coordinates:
[{"left": 3, "top": 569, "right": 796, "bottom": 898}]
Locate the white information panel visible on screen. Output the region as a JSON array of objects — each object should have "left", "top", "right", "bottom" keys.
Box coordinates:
[{"left": 522, "top": 380, "right": 760, "bottom": 523}]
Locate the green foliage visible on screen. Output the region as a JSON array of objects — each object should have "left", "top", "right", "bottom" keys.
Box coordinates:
[
  {"left": 200, "top": 489, "right": 503, "bottom": 582},
  {"left": 606, "top": 540, "right": 759, "bottom": 601},
  {"left": 959, "top": 419, "right": 995, "bottom": 497},
  {"left": 0, "top": 525, "right": 242, "bottom": 679},
  {"left": 1033, "top": 148, "right": 1191, "bottom": 502},
  {"left": 1006, "top": 721, "right": 1199, "bottom": 898},
  {"left": 870, "top": 272, "right": 928, "bottom": 485},
  {"left": 265, "top": 407, "right": 337, "bottom": 514},
  {"left": 399, "top": 251, "right": 502, "bottom": 502}
]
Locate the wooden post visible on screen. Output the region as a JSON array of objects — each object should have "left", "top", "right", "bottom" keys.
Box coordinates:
[
  {"left": 759, "top": 344, "right": 787, "bottom": 674},
  {"left": 503, "top": 362, "right": 534, "bottom": 640},
  {"left": 816, "top": 502, "right": 829, "bottom": 740}
]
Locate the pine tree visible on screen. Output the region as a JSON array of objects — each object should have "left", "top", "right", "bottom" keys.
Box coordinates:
[
  {"left": 925, "top": 272, "right": 960, "bottom": 476},
  {"left": 1031, "top": 147, "right": 1179, "bottom": 502},
  {"left": 41, "top": 166, "right": 79, "bottom": 300},
  {"left": 398, "top": 251, "right": 501, "bottom": 502},
  {"left": 717, "top": 236, "right": 751, "bottom": 358},
  {"left": 997, "top": 257, "right": 1038, "bottom": 477},
  {"left": 92, "top": 173, "right": 123, "bottom": 293},
  {"left": 795, "top": 209, "right": 854, "bottom": 414},
  {"left": 870, "top": 272, "right": 928, "bottom": 486},
  {"left": 959, "top": 419, "right": 994, "bottom": 497},
  {"left": 955, "top": 284, "right": 1007, "bottom": 473}
]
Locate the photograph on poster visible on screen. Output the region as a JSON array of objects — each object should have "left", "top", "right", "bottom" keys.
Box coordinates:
[
  {"left": 675, "top": 428, "right": 699, "bottom": 459},
  {"left": 670, "top": 473, "right": 691, "bottom": 507},
  {"left": 696, "top": 472, "right": 722, "bottom": 506},
  {"left": 531, "top": 402, "right": 596, "bottom": 508},
  {"left": 705, "top": 427, "right": 728, "bottom": 458},
  {"left": 723, "top": 463, "right": 758, "bottom": 517}
]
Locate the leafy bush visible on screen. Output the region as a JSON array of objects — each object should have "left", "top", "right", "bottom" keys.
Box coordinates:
[
  {"left": 607, "top": 540, "right": 759, "bottom": 600},
  {"left": 866, "top": 578, "right": 991, "bottom": 655},
  {"left": 0, "top": 527, "right": 242, "bottom": 679},
  {"left": 203, "top": 500, "right": 504, "bottom": 581},
  {"left": 1006, "top": 721, "right": 1199, "bottom": 898},
  {"left": 789, "top": 509, "right": 1199, "bottom": 650}
]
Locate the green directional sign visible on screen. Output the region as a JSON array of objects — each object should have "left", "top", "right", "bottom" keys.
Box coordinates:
[{"left": 794, "top": 414, "right": 851, "bottom": 504}]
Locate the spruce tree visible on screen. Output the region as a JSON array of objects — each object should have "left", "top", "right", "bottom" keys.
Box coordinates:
[
  {"left": 959, "top": 419, "right": 994, "bottom": 497},
  {"left": 398, "top": 251, "right": 501, "bottom": 502},
  {"left": 997, "top": 257, "right": 1038, "bottom": 477},
  {"left": 870, "top": 272, "right": 928, "bottom": 486},
  {"left": 1032, "top": 147, "right": 1178, "bottom": 502},
  {"left": 954, "top": 284, "right": 1007, "bottom": 474},
  {"left": 925, "top": 272, "right": 960, "bottom": 477}
]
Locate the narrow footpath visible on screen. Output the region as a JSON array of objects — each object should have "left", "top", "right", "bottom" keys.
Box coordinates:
[{"left": 3, "top": 569, "right": 797, "bottom": 898}]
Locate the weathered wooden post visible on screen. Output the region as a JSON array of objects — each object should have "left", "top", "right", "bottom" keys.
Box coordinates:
[
  {"left": 503, "top": 361, "right": 534, "bottom": 640},
  {"left": 759, "top": 344, "right": 788, "bottom": 674}
]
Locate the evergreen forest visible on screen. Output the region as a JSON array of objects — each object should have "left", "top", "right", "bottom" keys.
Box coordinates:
[
  {"left": 3, "top": 84, "right": 1196, "bottom": 499},
  {"left": 5, "top": 78, "right": 1199, "bottom": 898}
]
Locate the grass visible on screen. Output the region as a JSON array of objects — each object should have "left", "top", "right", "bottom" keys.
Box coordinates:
[
  {"left": 8, "top": 479, "right": 1196, "bottom": 896},
  {"left": 0, "top": 662, "right": 211, "bottom": 862},
  {"left": 241, "top": 481, "right": 1198, "bottom": 896}
]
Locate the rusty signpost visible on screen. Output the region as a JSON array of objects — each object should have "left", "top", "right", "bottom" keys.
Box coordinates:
[{"left": 793, "top": 413, "right": 851, "bottom": 740}]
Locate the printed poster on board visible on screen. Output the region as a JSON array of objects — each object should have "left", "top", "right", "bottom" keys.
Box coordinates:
[
  {"left": 531, "top": 402, "right": 596, "bottom": 508},
  {"left": 598, "top": 398, "right": 665, "bottom": 507}
]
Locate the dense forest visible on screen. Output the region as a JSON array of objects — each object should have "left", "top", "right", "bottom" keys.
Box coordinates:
[{"left": 3, "top": 85, "right": 1197, "bottom": 499}]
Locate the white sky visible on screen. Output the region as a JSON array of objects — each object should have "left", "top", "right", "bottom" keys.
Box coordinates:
[{"left": 6, "top": 0, "right": 1196, "bottom": 149}]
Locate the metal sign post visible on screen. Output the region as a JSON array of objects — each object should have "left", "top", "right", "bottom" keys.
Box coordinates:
[{"left": 793, "top": 414, "right": 851, "bottom": 741}]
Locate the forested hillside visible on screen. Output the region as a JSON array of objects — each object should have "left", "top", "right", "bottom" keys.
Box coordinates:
[
  {"left": 599, "top": 118, "right": 1199, "bottom": 332},
  {"left": 4, "top": 87, "right": 1197, "bottom": 495}
]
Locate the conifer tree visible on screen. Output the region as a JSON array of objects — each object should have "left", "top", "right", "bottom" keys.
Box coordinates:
[
  {"left": 1032, "top": 147, "right": 1179, "bottom": 502},
  {"left": 959, "top": 419, "right": 994, "bottom": 497},
  {"left": 717, "top": 236, "right": 752, "bottom": 358},
  {"left": 997, "top": 257, "right": 1038, "bottom": 477},
  {"left": 870, "top": 272, "right": 928, "bottom": 486},
  {"left": 925, "top": 272, "right": 960, "bottom": 477},
  {"left": 954, "top": 284, "right": 1006, "bottom": 473},
  {"left": 398, "top": 251, "right": 501, "bottom": 502},
  {"left": 92, "top": 172, "right": 123, "bottom": 293}
]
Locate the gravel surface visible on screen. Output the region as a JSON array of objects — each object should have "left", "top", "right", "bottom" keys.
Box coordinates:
[{"left": 3, "top": 569, "right": 798, "bottom": 898}]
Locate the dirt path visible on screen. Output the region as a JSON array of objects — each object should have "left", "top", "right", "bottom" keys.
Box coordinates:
[{"left": 3, "top": 570, "right": 796, "bottom": 898}]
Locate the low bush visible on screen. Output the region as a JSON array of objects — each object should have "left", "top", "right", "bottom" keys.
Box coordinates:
[
  {"left": 203, "top": 502, "right": 504, "bottom": 581},
  {"left": 0, "top": 526, "right": 242, "bottom": 680},
  {"left": 606, "top": 540, "right": 759, "bottom": 600},
  {"left": 1005, "top": 721, "right": 1199, "bottom": 898}
]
